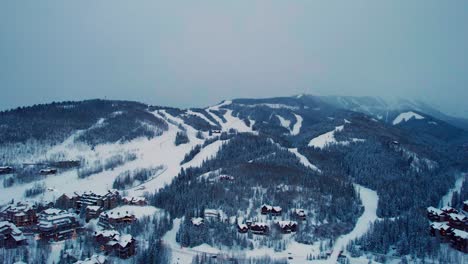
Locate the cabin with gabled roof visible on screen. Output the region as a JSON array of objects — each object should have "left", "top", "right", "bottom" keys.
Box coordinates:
[{"left": 0, "top": 221, "right": 27, "bottom": 248}]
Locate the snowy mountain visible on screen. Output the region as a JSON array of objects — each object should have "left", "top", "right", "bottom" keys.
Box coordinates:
[{"left": 0, "top": 96, "right": 467, "bottom": 263}]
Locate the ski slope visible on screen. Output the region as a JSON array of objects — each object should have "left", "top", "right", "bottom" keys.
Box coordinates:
[
  {"left": 392, "top": 111, "right": 424, "bottom": 125},
  {"left": 328, "top": 184, "right": 379, "bottom": 263},
  {"left": 308, "top": 125, "right": 344, "bottom": 149}
]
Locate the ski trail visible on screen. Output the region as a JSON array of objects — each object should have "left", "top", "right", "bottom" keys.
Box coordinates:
[
  {"left": 440, "top": 173, "right": 466, "bottom": 207},
  {"left": 328, "top": 184, "right": 379, "bottom": 263}
]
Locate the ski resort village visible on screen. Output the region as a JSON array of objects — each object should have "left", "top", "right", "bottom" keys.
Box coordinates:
[{"left": 0, "top": 97, "right": 467, "bottom": 263}]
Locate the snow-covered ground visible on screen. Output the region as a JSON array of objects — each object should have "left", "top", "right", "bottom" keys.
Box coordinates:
[
  {"left": 291, "top": 114, "right": 303, "bottom": 136},
  {"left": 276, "top": 115, "right": 291, "bottom": 131},
  {"left": 104, "top": 205, "right": 159, "bottom": 219},
  {"left": 392, "top": 111, "right": 424, "bottom": 125},
  {"left": 276, "top": 113, "right": 303, "bottom": 136},
  {"left": 308, "top": 125, "right": 345, "bottom": 149},
  {"left": 161, "top": 184, "right": 379, "bottom": 264}
]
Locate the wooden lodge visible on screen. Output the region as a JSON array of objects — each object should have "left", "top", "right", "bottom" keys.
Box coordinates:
[
  {"left": 94, "top": 230, "right": 120, "bottom": 245},
  {"left": 427, "top": 206, "right": 445, "bottom": 222},
  {"left": 86, "top": 206, "right": 103, "bottom": 222},
  {"left": 122, "top": 196, "right": 147, "bottom": 206},
  {"left": 293, "top": 209, "right": 307, "bottom": 220},
  {"left": 250, "top": 222, "right": 269, "bottom": 235},
  {"left": 0, "top": 221, "right": 27, "bottom": 248},
  {"left": 38, "top": 211, "right": 79, "bottom": 241},
  {"left": 1, "top": 202, "right": 37, "bottom": 227},
  {"left": 237, "top": 223, "right": 248, "bottom": 233},
  {"left": 430, "top": 222, "right": 453, "bottom": 238},
  {"left": 448, "top": 213, "right": 468, "bottom": 231},
  {"left": 103, "top": 234, "right": 136, "bottom": 259},
  {"left": 450, "top": 229, "right": 468, "bottom": 253},
  {"left": 276, "top": 221, "right": 298, "bottom": 234},
  {"left": 261, "top": 204, "right": 282, "bottom": 216},
  {"left": 98, "top": 210, "right": 135, "bottom": 229},
  {"left": 55, "top": 192, "right": 80, "bottom": 210},
  {"left": 56, "top": 190, "right": 120, "bottom": 213}
]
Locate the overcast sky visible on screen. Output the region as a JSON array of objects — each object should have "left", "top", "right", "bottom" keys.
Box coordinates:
[{"left": 1, "top": 1, "right": 467, "bottom": 117}]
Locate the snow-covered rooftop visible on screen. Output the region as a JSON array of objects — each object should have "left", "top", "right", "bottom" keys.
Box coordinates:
[{"left": 191, "top": 217, "right": 204, "bottom": 226}]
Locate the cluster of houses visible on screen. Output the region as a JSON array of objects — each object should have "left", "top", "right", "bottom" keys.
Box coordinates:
[
  {"left": 0, "top": 190, "right": 147, "bottom": 260},
  {"left": 0, "top": 201, "right": 80, "bottom": 245},
  {"left": 235, "top": 205, "right": 306, "bottom": 235},
  {"left": 93, "top": 230, "right": 136, "bottom": 259},
  {"left": 427, "top": 201, "right": 468, "bottom": 253}
]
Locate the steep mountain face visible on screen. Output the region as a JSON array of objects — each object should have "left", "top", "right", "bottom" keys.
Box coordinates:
[
  {"left": 0, "top": 96, "right": 466, "bottom": 263},
  {"left": 320, "top": 95, "right": 468, "bottom": 131}
]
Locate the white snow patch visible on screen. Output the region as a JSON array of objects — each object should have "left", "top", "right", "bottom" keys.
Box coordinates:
[
  {"left": 288, "top": 148, "right": 321, "bottom": 173},
  {"left": 291, "top": 114, "right": 303, "bottom": 136},
  {"left": 308, "top": 125, "right": 344, "bottom": 149},
  {"left": 105, "top": 205, "right": 159, "bottom": 219},
  {"left": 182, "top": 140, "right": 227, "bottom": 169},
  {"left": 237, "top": 103, "right": 300, "bottom": 110},
  {"left": 276, "top": 115, "right": 291, "bottom": 130},
  {"left": 392, "top": 111, "right": 424, "bottom": 125}
]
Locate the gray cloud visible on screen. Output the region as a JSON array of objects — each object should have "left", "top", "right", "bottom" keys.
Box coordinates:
[{"left": 1, "top": 1, "right": 467, "bottom": 117}]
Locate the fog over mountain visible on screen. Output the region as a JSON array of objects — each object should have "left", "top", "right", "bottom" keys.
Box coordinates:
[{"left": 1, "top": 1, "right": 468, "bottom": 117}]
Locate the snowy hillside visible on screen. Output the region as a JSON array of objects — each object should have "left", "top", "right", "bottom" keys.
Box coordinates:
[{"left": 0, "top": 96, "right": 467, "bottom": 264}]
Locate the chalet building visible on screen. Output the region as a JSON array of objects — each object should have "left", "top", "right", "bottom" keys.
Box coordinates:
[
  {"left": 191, "top": 217, "right": 204, "bottom": 227},
  {"left": 272, "top": 206, "right": 282, "bottom": 216},
  {"left": 204, "top": 209, "right": 220, "bottom": 221},
  {"left": 450, "top": 229, "right": 468, "bottom": 253},
  {"left": 39, "top": 168, "right": 57, "bottom": 175},
  {"left": 122, "top": 196, "right": 147, "bottom": 206},
  {"left": 76, "top": 190, "right": 120, "bottom": 212},
  {"left": 211, "top": 129, "right": 221, "bottom": 134},
  {"left": 260, "top": 204, "right": 282, "bottom": 216},
  {"left": 0, "top": 221, "right": 27, "bottom": 248},
  {"left": 96, "top": 233, "right": 136, "bottom": 259},
  {"left": 261, "top": 205, "right": 272, "bottom": 215},
  {"left": 39, "top": 208, "right": 66, "bottom": 218},
  {"left": 441, "top": 206, "right": 459, "bottom": 215},
  {"left": 250, "top": 222, "right": 269, "bottom": 235},
  {"left": 276, "top": 221, "right": 298, "bottom": 234},
  {"left": 86, "top": 206, "right": 103, "bottom": 222},
  {"left": 0, "top": 166, "right": 14, "bottom": 174},
  {"left": 237, "top": 223, "right": 248, "bottom": 233},
  {"left": 56, "top": 193, "right": 80, "bottom": 210},
  {"left": 463, "top": 200, "right": 468, "bottom": 213},
  {"left": 430, "top": 222, "right": 453, "bottom": 238},
  {"left": 38, "top": 211, "right": 79, "bottom": 241},
  {"left": 448, "top": 213, "right": 468, "bottom": 231},
  {"left": 74, "top": 254, "right": 107, "bottom": 264},
  {"left": 293, "top": 209, "right": 306, "bottom": 220},
  {"left": 98, "top": 210, "right": 135, "bottom": 229},
  {"left": 427, "top": 206, "right": 445, "bottom": 222},
  {"left": 1, "top": 202, "right": 37, "bottom": 227},
  {"left": 94, "top": 230, "right": 120, "bottom": 246}
]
